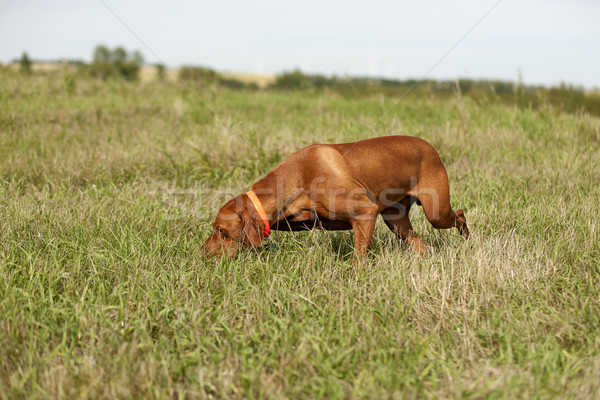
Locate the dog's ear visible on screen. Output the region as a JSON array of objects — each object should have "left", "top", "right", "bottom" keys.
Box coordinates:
[{"left": 240, "top": 206, "right": 265, "bottom": 248}]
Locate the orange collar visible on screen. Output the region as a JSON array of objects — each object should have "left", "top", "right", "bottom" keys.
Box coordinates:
[{"left": 245, "top": 190, "right": 271, "bottom": 239}]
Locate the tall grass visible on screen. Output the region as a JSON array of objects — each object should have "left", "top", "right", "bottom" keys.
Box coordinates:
[{"left": 1, "top": 69, "right": 599, "bottom": 399}]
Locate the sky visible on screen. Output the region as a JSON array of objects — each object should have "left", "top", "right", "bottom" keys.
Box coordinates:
[{"left": 1, "top": 0, "right": 599, "bottom": 88}]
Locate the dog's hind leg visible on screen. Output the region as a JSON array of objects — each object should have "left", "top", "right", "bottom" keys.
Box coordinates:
[
  {"left": 381, "top": 197, "right": 429, "bottom": 255},
  {"left": 415, "top": 171, "right": 470, "bottom": 240}
]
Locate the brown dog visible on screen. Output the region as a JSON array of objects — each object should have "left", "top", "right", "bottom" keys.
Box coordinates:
[{"left": 201, "top": 135, "right": 469, "bottom": 261}]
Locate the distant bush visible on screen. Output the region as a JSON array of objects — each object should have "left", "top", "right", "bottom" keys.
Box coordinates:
[
  {"left": 274, "top": 69, "right": 311, "bottom": 89},
  {"left": 178, "top": 66, "right": 219, "bottom": 86},
  {"left": 82, "top": 45, "right": 144, "bottom": 81},
  {"left": 19, "top": 52, "right": 32, "bottom": 74},
  {"left": 219, "top": 77, "right": 258, "bottom": 90},
  {"left": 274, "top": 69, "right": 339, "bottom": 90},
  {"left": 155, "top": 63, "right": 166, "bottom": 81},
  {"left": 269, "top": 70, "right": 600, "bottom": 117},
  {"left": 178, "top": 66, "right": 258, "bottom": 90}
]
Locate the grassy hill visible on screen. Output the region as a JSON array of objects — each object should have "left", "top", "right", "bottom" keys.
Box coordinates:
[{"left": 1, "top": 68, "right": 599, "bottom": 398}]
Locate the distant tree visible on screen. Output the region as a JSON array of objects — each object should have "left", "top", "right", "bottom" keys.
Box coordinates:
[
  {"left": 155, "top": 63, "right": 166, "bottom": 80},
  {"left": 19, "top": 52, "right": 32, "bottom": 74},
  {"left": 110, "top": 47, "right": 127, "bottom": 64},
  {"left": 87, "top": 45, "right": 144, "bottom": 81},
  {"left": 131, "top": 51, "right": 145, "bottom": 65},
  {"left": 93, "top": 45, "right": 110, "bottom": 63}
]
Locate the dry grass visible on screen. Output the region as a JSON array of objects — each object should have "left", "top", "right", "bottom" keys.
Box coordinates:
[{"left": 1, "top": 69, "right": 599, "bottom": 399}]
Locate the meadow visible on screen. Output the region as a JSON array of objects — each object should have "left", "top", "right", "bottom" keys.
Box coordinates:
[{"left": 1, "top": 67, "right": 599, "bottom": 399}]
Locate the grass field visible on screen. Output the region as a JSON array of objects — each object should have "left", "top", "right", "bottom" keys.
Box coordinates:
[{"left": 1, "top": 68, "right": 599, "bottom": 399}]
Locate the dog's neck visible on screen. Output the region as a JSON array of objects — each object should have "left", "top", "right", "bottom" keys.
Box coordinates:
[
  {"left": 247, "top": 188, "right": 277, "bottom": 223},
  {"left": 249, "top": 176, "right": 289, "bottom": 223}
]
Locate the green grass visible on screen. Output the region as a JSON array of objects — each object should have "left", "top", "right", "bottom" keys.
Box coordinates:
[{"left": 1, "top": 69, "right": 600, "bottom": 399}]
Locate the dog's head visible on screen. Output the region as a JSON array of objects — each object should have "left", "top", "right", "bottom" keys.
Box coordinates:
[{"left": 200, "top": 194, "right": 266, "bottom": 258}]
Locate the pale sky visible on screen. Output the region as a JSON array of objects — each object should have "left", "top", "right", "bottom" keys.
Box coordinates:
[{"left": 1, "top": 0, "right": 599, "bottom": 87}]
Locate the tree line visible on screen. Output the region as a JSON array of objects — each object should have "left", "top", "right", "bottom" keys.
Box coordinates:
[{"left": 11, "top": 46, "right": 600, "bottom": 117}]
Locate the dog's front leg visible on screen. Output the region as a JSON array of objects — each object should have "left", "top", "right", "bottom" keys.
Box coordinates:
[{"left": 349, "top": 202, "right": 379, "bottom": 267}]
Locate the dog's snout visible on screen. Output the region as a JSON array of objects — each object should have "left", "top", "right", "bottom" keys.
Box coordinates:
[{"left": 200, "top": 230, "right": 240, "bottom": 258}]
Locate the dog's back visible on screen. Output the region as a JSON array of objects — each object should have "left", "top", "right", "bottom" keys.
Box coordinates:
[{"left": 281, "top": 135, "right": 446, "bottom": 197}]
